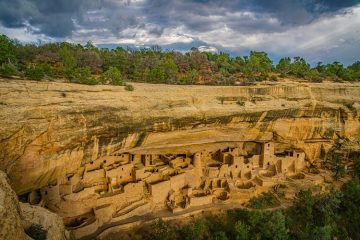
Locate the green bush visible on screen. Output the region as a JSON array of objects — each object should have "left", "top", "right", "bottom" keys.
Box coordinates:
[
  {"left": 124, "top": 84, "right": 134, "bottom": 91},
  {"left": 68, "top": 67, "right": 98, "bottom": 85},
  {"left": 269, "top": 75, "right": 278, "bottom": 81},
  {"left": 25, "top": 66, "right": 45, "bottom": 80},
  {"left": 0, "top": 63, "right": 17, "bottom": 77},
  {"left": 144, "top": 219, "right": 177, "bottom": 240},
  {"left": 101, "top": 66, "right": 123, "bottom": 85},
  {"left": 247, "top": 192, "right": 280, "bottom": 209}
]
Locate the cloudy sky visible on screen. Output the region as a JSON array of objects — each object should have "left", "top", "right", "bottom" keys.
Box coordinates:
[{"left": 0, "top": 0, "right": 359, "bottom": 65}]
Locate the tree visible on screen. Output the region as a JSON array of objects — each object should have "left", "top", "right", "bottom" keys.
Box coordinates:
[
  {"left": 163, "top": 58, "right": 178, "bottom": 84},
  {"left": 311, "top": 225, "right": 332, "bottom": 240},
  {"left": 59, "top": 44, "right": 77, "bottom": 78},
  {"left": 287, "top": 189, "right": 315, "bottom": 238},
  {"left": 149, "top": 64, "right": 166, "bottom": 83},
  {"left": 276, "top": 57, "right": 291, "bottom": 76},
  {"left": 179, "top": 69, "right": 198, "bottom": 85},
  {"left": 25, "top": 66, "right": 45, "bottom": 80},
  {"left": 180, "top": 220, "right": 207, "bottom": 240},
  {"left": 68, "top": 67, "right": 98, "bottom": 85},
  {"left": 101, "top": 67, "right": 123, "bottom": 85},
  {"left": 77, "top": 50, "right": 102, "bottom": 74},
  {"left": 212, "top": 231, "right": 228, "bottom": 240},
  {"left": 331, "top": 154, "right": 345, "bottom": 180},
  {"left": 0, "top": 34, "right": 17, "bottom": 64},
  {"left": 340, "top": 179, "right": 360, "bottom": 239},
  {"left": 264, "top": 211, "right": 289, "bottom": 240},
  {"left": 245, "top": 51, "right": 273, "bottom": 80},
  {"left": 145, "top": 219, "right": 177, "bottom": 240},
  {"left": 234, "top": 221, "right": 250, "bottom": 240},
  {"left": 355, "top": 157, "right": 360, "bottom": 178},
  {"left": 0, "top": 63, "right": 17, "bottom": 77},
  {"left": 348, "top": 61, "right": 360, "bottom": 81},
  {"left": 290, "top": 57, "right": 310, "bottom": 78}
]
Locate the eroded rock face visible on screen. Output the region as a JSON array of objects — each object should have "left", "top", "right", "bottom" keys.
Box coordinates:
[
  {"left": 0, "top": 171, "right": 30, "bottom": 240},
  {"left": 0, "top": 79, "right": 359, "bottom": 195},
  {"left": 0, "top": 170, "right": 69, "bottom": 240},
  {"left": 20, "top": 203, "right": 70, "bottom": 240}
]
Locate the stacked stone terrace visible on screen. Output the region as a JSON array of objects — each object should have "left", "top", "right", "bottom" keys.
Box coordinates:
[{"left": 27, "top": 141, "right": 311, "bottom": 238}]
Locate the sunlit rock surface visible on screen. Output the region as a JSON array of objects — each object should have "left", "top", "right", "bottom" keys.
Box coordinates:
[{"left": 0, "top": 79, "right": 359, "bottom": 195}]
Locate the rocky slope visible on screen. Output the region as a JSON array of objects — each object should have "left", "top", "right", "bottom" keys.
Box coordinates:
[{"left": 0, "top": 79, "right": 359, "bottom": 195}]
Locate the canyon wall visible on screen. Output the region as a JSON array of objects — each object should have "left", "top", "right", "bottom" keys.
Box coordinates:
[{"left": 0, "top": 79, "right": 359, "bottom": 195}]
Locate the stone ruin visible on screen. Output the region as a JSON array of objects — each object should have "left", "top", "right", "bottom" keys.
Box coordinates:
[{"left": 25, "top": 141, "right": 322, "bottom": 239}]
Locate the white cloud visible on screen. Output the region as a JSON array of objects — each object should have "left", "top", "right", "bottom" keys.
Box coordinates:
[
  {"left": 198, "top": 45, "right": 218, "bottom": 53},
  {"left": 0, "top": 24, "right": 54, "bottom": 42},
  {"left": 0, "top": 2, "right": 359, "bottom": 65},
  {"left": 188, "top": 4, "right": 360, "bottom": 64}
]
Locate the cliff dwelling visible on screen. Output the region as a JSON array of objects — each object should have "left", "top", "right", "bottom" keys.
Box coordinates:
[
  {"left": 21, "top": 140, "right": 327, "bottom": 239},
  {"left": 1, "top": 79, "right": 359, "bottom": 240}
]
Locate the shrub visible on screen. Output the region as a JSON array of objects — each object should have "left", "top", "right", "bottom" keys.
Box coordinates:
[
  {"left": 101, "top": 66, "right": 123, "bottom": 85},
  {"left": 269, "top": 75, "right": 278, "bottom": 81},
  {"left": 247, "top": 192, "right": 280, "bottom": 209},
  {"left": 0, "top": 63, "right": 17, "bottom": 77},
  {"left": 25, "top": 66, "right": 45, "bottom": 80},
  {"left": 180, "top": 220, "right": 208, "bottom": 240},
  {"left": 124, "top": 84, "right": 134, "bottom": 91},
  {"left": 25, "top": 67, "right": 43, "bottom": 80},
  {"left": 68, "top": 67, "right": 98, "bottom": 85},
  {"left": 144, "top": 219, "right": 177, "bottom": 240},
  {"left": 310, "top": 73, "right": 323, "bottom": 83}
]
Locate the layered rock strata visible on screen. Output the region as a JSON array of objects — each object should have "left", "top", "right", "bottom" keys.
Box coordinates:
[{"left": 0, "top": 79, "right": 359, "bottom": 238}]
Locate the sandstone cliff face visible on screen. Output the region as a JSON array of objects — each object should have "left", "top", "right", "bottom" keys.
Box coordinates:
[
  {"left": 0, "top": 170, "right": 69, "bottom": 240},
  {"left": 21, "top": 203, "right": 69, "bottom": 240},
  {"left": 0, "top": 171, "right": 30, "bottom": 240},
  {"left": 0, "top": 79, "right": 359, "bottom": 194}
]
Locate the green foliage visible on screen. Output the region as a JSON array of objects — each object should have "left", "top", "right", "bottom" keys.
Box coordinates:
[
  {"left": 245, "top": 51, "right": 273, "bottom": 79},
  {"left": 149, "top": 65, "right": 166, "bottom": 83},
  {"left": 0, "top": 63, "right": 17, "bottom": 77},
  {"left": 179, "top": 69, "right": 198, "bottom": 85},
  {"left": 354, "top": 157, "right": 360, "bottom": 178},
  {"left": 59, "top": 45, "right": 76, "bottom": 71},
  {"left": 290, "top": 57, "right": 311, "bottom": 78},
  {"left": 276, "top": 57, "right": 291, "bottom": 76},
  {"left": 269, "top": 75, "right": 278, "bottom": 81},
  {"left": 124, "top": 84, "right": 134, "bottom": 91},
  {"left": 68, "top": 67, "right": 98, "bottom": 85},
  {"left": 134, "top": 179, "right": 360, "bottom": 240},
  {"left": 330, "top": 154, "right": 345, "bottom": 180},
  {"left": 144, "top": 219, "right": 176, "bottom": 240},
  {"left": 234, "top": 221, "right": 250, "bottom": 240},
  {"left": 339, "top": 179, "right": 360, "bottom": 239},
  {"left": 0, "top": 33, "right": 359, "bottom": 85},
  {"left": 25, "top": 66, "right": 45, "bottom": 80},
  {"left": 348, "top": 61, "right": 360, "bottom": 80},
  {"left": 180, "top": 220, "right": 208, "bottom": 240},
  {"left": 212, "top": 231, "right": 228, "bottom": 240},
  {"left": 101, "top": 66, "right": 123, "bottom": 85},
  {"left": 0, "top": 34, "right": 17, "bottom": 64},
  {"left": 163, "top": 58, "right": 178, "bottom": 84},
  {"left": 247, "top": 192, "right": 280, "bottom": 209},
  {"left": 311, "top": 225, "right": 332, "bottom": 240}
]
